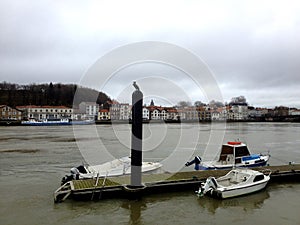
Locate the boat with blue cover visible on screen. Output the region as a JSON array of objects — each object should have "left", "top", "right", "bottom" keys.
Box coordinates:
[{"left": 185, "top": 141, "right": 270, "bottom": 170}]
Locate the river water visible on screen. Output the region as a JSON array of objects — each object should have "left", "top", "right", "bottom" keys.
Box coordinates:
[{"left": 0, "top": 122, "right": 299, "bottom": 225}]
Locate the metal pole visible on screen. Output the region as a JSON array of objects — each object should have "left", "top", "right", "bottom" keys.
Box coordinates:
[{"left": 131, "top": 82, "right": 143, "bottom": 187}]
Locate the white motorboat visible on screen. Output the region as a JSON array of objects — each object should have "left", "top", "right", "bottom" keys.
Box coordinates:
[
  {"left": 185, "top": 141, "right": 270, "bottom": 170},
  {"left": 61, "top": 156, "right": 162, "bottom": 184},
  {"left": 196, "top": 168, "right": 271, "bottom": 199}
]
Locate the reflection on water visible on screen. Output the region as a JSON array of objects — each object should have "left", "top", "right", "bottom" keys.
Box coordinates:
[
  {"left": 121, "top": 200, "right": 147, "bottom": 225},
  {"left": 197, "top": 189, "right": 270, "bottom": 214}
]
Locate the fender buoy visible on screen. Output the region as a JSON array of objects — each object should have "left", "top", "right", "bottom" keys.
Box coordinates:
[{"left": 227, "top": 141, "right": 242, "bottom": 145}]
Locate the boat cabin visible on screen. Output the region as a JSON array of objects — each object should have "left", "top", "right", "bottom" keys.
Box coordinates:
[{"left": 218, "top": 142, "right": 251, "bottom": 164}]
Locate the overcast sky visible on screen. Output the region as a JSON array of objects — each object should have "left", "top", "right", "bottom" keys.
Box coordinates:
[{"left": 1, "top": 0, "right": 300, "bottom": 107}]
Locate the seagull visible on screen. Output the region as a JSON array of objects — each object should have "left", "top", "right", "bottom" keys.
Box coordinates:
[{"left": 133, "top": 81, "right": 140, "bottom": 91}]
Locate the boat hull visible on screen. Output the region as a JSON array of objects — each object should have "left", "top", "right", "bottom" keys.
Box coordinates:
[
  {"left": 200, "top": 160, "right": 268, "bottom": 170},
  {"left": 216, "top": 180, "right": 269, "bottom": 199},
  {"left": 61, "top": 157, "right": 163, "bottom": 185}
]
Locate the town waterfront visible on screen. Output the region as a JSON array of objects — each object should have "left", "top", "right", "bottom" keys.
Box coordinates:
[{"left": 0, "top": 122, "right": 300, "bottom": 225}]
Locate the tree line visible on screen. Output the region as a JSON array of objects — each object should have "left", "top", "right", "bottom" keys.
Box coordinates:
[{"left": 0, "top": 82, "right": 111, "bottom": 108}]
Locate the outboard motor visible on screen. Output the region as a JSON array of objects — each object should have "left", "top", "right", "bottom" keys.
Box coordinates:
[
  {"left": 185, "top": 156, "right": 202, "bottom": 170},
  {"left": 61, "top": 165, "right": 88, "bottom": 185},
  {"left": 70, "top": 167, "right": 81, "bottom": 180},
  {"left": 197, "top": 176, "right": 218, "bottom": 197},
  {"left": 61, "top": 175, "right": 74, "bottom": 185}
]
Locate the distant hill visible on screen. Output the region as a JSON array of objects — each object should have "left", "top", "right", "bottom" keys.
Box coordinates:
[{"left": 0, "top": 82, "right": 111, "bottom": 108}]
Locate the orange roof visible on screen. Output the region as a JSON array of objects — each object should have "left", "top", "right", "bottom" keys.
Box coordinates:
[
  {"left": 167, "top": 109, "right": 178, "bottom": 113},
  {"left": 108, "top": 100, "right": 120, "bottom": 105}
]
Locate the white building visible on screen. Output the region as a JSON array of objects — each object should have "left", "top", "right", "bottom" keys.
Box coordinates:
[
  {"left": 248, "top": 108, "right": 268, "bottom": 118},
  {"left": 110, "top": 103, "right": 131, "bottom": 120},
  {"left": 211, "top": 110, "right": 220, "bottom": 121},
  {"left": 79, "top": 102, "right": 99, "bottom": 120},
  {"left": 160, "top": 109, "right": 167, "bottom": 120},
  {"left": 143, "top": 107, "right": 150, "bottom": 120},
  {"left": 230, "top": 105, "right": 249, "bottom": 120},
  {"left": 289, "top": 109, "right": 300, "bottom": 116},
  {"left": 120, "top": 104, "right": 131, "bottom": 120},
  {"left": 16, "top": 105, "right": 73, "bottom": 120},
  {"left": 151, "top": 108, "right": 161, "bottom": 120}
]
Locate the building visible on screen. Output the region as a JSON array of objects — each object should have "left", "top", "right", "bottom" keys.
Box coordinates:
[
  {"left": 98, "top": 109, "right": 110, "bottom": 120},
  {"left": 165, "top": 108, "right": 179, "bottom": 120},
  {"left": 197, "top": 106, "right": 211, "bottom": 121},
  {"left": 0, "top": 105, "right": 22, "bottom": 120},
  {"left": 79, "top": 102, "right": 99, "bottom": 120},
  {"left": 274, "top": 106, "right": 289, "bottom": 117},
  {"left": 289, "top": 108, "right": 300, "bottom": 116},
  {"left": 120, "top": 103, "right": 131, "bottom": 120},
  {"left": 16, "top": 105, "right": 73, "bottom": 120},
  {"left": 229, "top": 104, "right": 249, "bottom": 121},
  {"left": 110, "top": 102, "right": 131, "bottom": 120},
  {"left": 211, "top": 110, "right": 220, "bottom": 121},
  {"left": 180, "top": 107, "right": 198, "bottom": 121},
  {"left": 248, "top": 107, "right": 268, "bottom": 118},
  {"left": 151, "top": 108, "right": 161, "bottom": 120},
  {"left": 143, "top": 107, "right": 150, "bottom": 120}
]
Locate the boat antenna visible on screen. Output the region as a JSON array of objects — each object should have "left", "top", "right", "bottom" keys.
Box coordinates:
[{"left": 233, "top": 145, "right": 236, "bottom": 169}]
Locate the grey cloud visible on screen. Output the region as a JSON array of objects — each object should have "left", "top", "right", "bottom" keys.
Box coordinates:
[{"left": 0, "top": 0, "right": 299, "bottom": 108}]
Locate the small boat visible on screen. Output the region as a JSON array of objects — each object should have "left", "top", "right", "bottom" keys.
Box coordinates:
[
  {"left": 61, "top": 156, "right": 162, "bottom": 184},
  {"left": 185, "top": 141, "right": 270, "bottom": 170},
  {"left": 196, "top": 168, "right": 271, "bottom": 199}
]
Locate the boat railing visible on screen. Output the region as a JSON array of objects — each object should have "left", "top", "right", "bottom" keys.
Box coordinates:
[
  {"left": 54, "top": 181, "right": 72, "bottom": 203},
  {"left": 261, "top": 169, "right": 272, "bottom": 177}
]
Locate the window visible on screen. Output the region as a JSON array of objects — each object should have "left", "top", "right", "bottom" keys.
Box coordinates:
[{"left": 253, "top": 175, "right": 264, "bottom": 182}]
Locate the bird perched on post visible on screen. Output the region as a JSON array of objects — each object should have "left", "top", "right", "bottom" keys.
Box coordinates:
[{"left": 133, "top": 81, "right": 140, "bottom": 91}]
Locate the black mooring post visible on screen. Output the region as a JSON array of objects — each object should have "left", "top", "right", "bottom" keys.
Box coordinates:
[{"left": 131, "top": 82, "right": 143, "bottom": 187}]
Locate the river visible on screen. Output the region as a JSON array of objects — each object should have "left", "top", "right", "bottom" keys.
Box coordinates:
[{"left": 0, "top": 122, "right": 299, "bottom": 225}]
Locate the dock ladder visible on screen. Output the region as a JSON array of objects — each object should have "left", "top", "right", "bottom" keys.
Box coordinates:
[{"left": 54, "top": 181, "right": 72, "bottom": 203}]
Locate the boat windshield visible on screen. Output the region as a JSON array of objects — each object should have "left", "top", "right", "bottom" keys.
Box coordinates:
[{"left": 218, "top": 145, "right": 250, "bottom": 161}]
